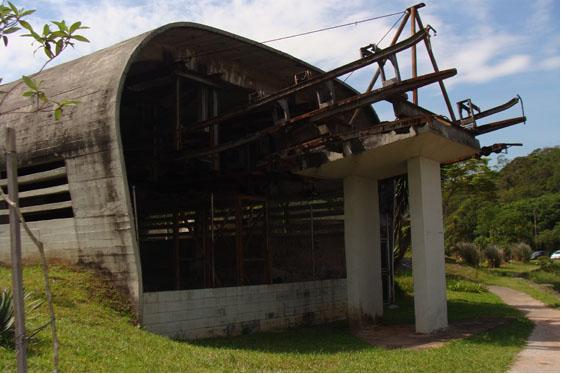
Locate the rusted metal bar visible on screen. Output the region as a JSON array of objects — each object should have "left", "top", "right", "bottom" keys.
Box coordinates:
[
  {"left": 175, "top": 77, "right": 182, "bottom": 151},
  {"left": 173, "top": 210, "right": 181, "bottom": 290},
  {"left": 457, "top": 97, "right": 520, "bottom": 126},
  {"left": 6, "top": 128, "right": 27, "bottom": 372},
  {"left": 235, "top": 198, "right": 244, "bottom": 286},
  {"left": 442, "top": 143, "right": 523, "bottom": 165},
  {"left": 188, "top": 27, "right": 431, "bottom": 132},
  {"left": 289, "top": 69, "right": 456, "bottom": 123},
  {"left": 310, "top": 204, "right": 315, "bottom": 281},
  {"left": 414, "top": 12, "right": 456, "bottom": 122},
  {"left": 348, "top": 9, "right": 411, "bottom": 126},
  {"left": 411, "top": 6, "right": 418, "bottom": 105},
  {"left": 211, "top": 89, "right": 220, "bottom": 171},
  {"left": 471, "top": 116, "right": 526, "bottom": 135},
  {"left": 260, "top": 115, "right": 431, "bottom": 167},
  {"left": 265, "top": 200, "right": 272, "bottom": 284},
  {"left": 180, "top": 69, "right": 456, "bottom": 162}
]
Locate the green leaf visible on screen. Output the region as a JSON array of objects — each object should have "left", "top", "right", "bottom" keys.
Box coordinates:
[
  {"left": 7, "top": 2, "right": 17, "bottom": 14},
  {"left": 71, "top": 34, "right": 89, "bottom": 43},
  {"left": 21, "top": 75, "right": 37, "bottom": 90},
  {"left": 42, "top": 23, "right": 50, "bottom": 36},
  {"left": 52, "top": 20, "right": 66, "bottom": 31},
  {"left": 69, "top": 21, "right": 81, "bottom": 33},
  {"left": 20, "top": 9, "right": 35, "bottom": 17},
  {"left": 54, "top": 107, "right": 62, "bottom": 121},
  {"left": 43, "top": 45, "right": 53, "bottom": 59},
  {"left": 18, "top": 19, "right": 32, "bottom": 31},
  {"left": 3, "top": 26, "right": 19, "bottom": 34},
  {"left": 60, "top": 99, "right": 80, "bottom": 106},
  {"left": 22, "top": 90, "right": 34, "bottom": 97},
  {"left": 55, "top": 39, "right": 63, "bottom": 56}
]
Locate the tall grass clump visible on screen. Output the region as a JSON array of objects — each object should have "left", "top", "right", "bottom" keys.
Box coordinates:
[
  {"left": 452, "top": 242, "right": 480, "bottom": 267},
  {"left": 512, "top": 242, "right": 532, "bottom": 262},
  {"left": 484, "top": 245, "right": 502, "bottom": 268}
]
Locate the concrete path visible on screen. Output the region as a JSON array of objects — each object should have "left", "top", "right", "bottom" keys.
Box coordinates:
[{"left": 488, "top": 286, "right": 560, "bottom": 373}]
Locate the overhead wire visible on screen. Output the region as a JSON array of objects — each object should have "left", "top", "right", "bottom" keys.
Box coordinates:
[
  {"left": 260, "top": 10, "right": 406, "bottom": 44},
  {"left": 189, "top": 10, "right": 406, "bottom": 59},
  {"left": 343, "top": 11, "right": 406, "bottom": 83}
]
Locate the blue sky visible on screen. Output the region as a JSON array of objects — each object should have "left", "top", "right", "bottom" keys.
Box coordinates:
[{"left": 4, "top": 0, "right": 560, "bottom": 162}]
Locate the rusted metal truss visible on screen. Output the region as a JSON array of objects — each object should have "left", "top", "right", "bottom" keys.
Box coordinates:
[
  {"left": 443, "top": 143, "right": 523, "bottom": 165},
  {"left": 174, "top": 2, "right": 526, "bottom": 174}
]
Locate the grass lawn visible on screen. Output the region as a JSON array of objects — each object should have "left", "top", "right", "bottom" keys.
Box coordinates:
[
  {"left": 0, "top": 265, "right": 532, "bottom": 372},
  {"left": 446, "top": 260, "right": 560, "bottom": 308}
]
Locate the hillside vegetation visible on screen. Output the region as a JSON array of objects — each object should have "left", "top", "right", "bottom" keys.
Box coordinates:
[{"left": 443, "top": 147, "right": 560, "bottom": 253}]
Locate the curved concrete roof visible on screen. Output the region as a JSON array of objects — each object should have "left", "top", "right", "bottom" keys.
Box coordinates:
[{"left": 0, "top": 22, "right": 374, "bottom": 165}]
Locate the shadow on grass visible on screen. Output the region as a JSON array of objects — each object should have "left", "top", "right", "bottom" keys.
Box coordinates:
[
  {"left": 190, "top": 288, "right": 530, "bottom": 355},
  {"left": 189, "top": 321, "right": 372, "bottom": 354}
]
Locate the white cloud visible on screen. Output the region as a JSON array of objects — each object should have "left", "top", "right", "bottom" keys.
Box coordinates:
[{"left": 1, "top": 0, "right": 558, "bottom": 92}]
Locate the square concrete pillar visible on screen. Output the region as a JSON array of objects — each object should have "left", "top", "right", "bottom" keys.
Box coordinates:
[
  {"left": 407, "top": 156, "right": 448, "bottom": 333},
  {"left": 343, "top": 176, "right": 383, "bottom": 325}
]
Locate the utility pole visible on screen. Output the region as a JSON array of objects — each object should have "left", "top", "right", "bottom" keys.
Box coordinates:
[{"left": 5, "top": 127, "right": 27, "bottom": 372}]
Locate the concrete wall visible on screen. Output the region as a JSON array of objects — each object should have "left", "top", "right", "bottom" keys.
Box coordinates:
[
  {"left": 0, "top": 218, "right": 79, "bottom": 263},
  {"left": 142, "top": 279, "right": 347, "bottom": 339}
]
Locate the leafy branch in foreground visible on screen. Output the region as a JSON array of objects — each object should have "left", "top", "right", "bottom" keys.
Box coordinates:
[{"left": 0, "top": 1, "right": 89, "bottom": 120}]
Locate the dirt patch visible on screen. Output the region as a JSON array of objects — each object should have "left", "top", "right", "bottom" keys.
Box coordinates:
[{"left": 355, "top": 317, "right": 509, "bottom": 350}]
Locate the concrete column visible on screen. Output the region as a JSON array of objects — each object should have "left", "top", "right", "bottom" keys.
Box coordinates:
[
  {"left": 407, "top": 156, "right": 448, "bottom": 333},
  {"left": 343, "top": 176, "right": 383, "bottom": 326}
]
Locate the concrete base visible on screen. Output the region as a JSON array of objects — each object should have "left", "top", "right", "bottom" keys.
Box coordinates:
[
  {"left": 407, "top": 157, "right": 448, "bottom": 333},
  {"left": 343, "top": 176, "right": 383, "bottom": 325}
]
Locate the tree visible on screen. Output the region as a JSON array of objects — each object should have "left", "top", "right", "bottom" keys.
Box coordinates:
[{"left": 1, "top": 2, "right": 89, "bottom": 371}]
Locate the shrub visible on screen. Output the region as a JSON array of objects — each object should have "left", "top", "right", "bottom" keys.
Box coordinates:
[
  {"left": 512, "top": 242, "right": 532, "bottom": 262},
  {"left": 537, "top": 257, "right": 560, "bottom": 273},
  {"left": 452, "top": 242, "right": 480, "bottom": 267},
  {"left": 501, "top": 246, "right": 512, "bottom": 262},
  {"left": 484, "top": 245, "right": 502, "bottom": 268},
  {"left": 447, "top": 279, "right": 486, "bottom": 293},
  {"left": 0, "top": 289, "right": 45, "bottom": 349}
]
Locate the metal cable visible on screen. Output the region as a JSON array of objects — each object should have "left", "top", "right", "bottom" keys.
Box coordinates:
[
  {"left": 343, "top": 11, "right": 406, "bottom": 83},
  {"left": 260, "top": 11, "right": 405, "bottom": 44},
  {"left": 190, "top": 10, "right": 406, "bottom": 59}
]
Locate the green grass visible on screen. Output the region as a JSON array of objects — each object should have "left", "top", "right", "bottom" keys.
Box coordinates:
[
  {"left": 446, "top": 261, "right": 560, "bottom": 308},
  {"left": 0, "top": 265, "right": 532, "bottom": 372}
]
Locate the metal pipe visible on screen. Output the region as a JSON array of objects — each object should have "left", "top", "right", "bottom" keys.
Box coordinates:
[{"left": 411, "top": 6, "right": 418, "bottom": 105}]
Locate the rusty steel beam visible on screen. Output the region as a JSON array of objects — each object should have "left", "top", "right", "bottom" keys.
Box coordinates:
[
  {"left": 411, "top": 6, "right": 418, "bottom": 105},
  {"left": 179, "top": 69, "right": 456, "bottom": 162},
  {"left": 188, "top": 27, "right": 431, "bottom": 132},
  {"left": 348, "top": 8, "right": 412, "bottom": 126},
  {"left": 457, "top": 96, "right": 521, "bottom": 126},
  {"left": 472, "top": 116, "right": 526, "bottom": 135},
  {"left": 288, "top": 68, "right": 456, "bottom": 124},
  {"left": 414, "top": 12, "right": 456, "bottom": 122},
  {"left": 442, "top": 143, "right": 523, "bottom": 164}
]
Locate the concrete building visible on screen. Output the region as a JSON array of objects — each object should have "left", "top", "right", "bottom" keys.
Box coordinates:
[{"left": 0, "top": 19, "right": 522, "bottom": 339}]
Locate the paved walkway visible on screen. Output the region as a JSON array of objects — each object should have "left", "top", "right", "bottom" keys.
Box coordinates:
[{"left": 488, "top": 286, "right": 560, "bottom": 373}]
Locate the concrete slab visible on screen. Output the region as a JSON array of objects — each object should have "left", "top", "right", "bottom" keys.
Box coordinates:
[{"left": 298, "top": 121, "right": 480, "bottom": 180}]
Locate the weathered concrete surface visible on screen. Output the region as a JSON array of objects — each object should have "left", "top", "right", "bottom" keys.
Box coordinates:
[
  {"left": 407, "top": 157, "right": 448, "bottom": 333},
  {"left": 298, "top": 121, "right": 480, "bottom": 181},
  {"left": 0, "top": 22, "right": 375, "bottom": 317},
  {"left": 143, "top": 279, "right": 347, "bottom": 339},
  {"left": 343, "top": 176, "right": 383, "bottom": 324},
  {"left": 488, "top": 286, "right": 560, "bottom": 373}
]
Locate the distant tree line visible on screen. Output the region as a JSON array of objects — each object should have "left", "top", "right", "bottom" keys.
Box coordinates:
[{"left": 442, "top": 147, "right": 560, "bottom": 256}]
